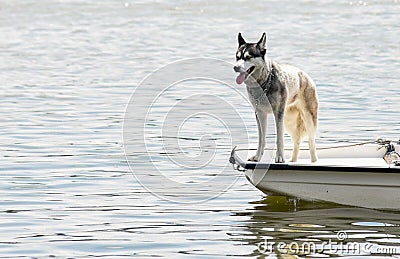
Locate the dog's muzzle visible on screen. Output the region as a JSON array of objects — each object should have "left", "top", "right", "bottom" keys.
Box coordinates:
[
  {"left": 234, "top": 59, "right": 256, "bottom": 84},
  {"left": 233, "top": 59, "right": 245, "bottom": 73}
]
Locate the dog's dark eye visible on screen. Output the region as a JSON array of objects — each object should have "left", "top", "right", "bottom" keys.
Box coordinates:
[{"left": 243, "top": 51, "right": 254, "bottom": 61}]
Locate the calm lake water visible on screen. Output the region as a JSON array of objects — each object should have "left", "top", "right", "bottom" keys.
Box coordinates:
[{"left": 1, "top": 0, "right": 400, "bottom": 258}]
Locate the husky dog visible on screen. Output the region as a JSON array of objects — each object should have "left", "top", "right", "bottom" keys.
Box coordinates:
[{"left": 234, "top": 32, "right": 318, "bottom": 163}]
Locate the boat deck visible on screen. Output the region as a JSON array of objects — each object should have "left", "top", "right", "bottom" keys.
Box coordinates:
[
  {"left": 290, "top": 157, "right": 388, "bottom": 167},
  {"left": 233, "top": 143, "right": 399, "bottom": 169}
]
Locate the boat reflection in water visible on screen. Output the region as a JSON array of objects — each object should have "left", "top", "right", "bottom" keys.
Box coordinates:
[{"left": 231, "top": 196, "right": 400, "bottom": 257}]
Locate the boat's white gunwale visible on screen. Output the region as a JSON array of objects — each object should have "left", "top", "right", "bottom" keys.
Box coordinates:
[{"left": 231, "top": 147, "right": 400, "bottom": 173}]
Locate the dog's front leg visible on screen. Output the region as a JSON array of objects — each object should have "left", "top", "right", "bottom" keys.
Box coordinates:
[
  {"left": 248, "top": 111, "right": 267, "bottom": 162},
  {"left": 274, "top": 108, "right": 285, "bottom": 163}
]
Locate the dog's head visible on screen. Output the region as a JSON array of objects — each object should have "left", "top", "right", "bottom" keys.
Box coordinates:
[{"left": 233, "top": 32, "right": 267, "bottom": 85}]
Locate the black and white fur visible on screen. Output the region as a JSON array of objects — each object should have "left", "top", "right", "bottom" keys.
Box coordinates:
[{"left": 234, "top": 32, "right": 318, "bottom": 163}]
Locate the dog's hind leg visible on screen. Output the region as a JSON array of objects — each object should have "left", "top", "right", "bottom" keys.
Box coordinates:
[
  {"left": 289, "top": 115, "right": 304, "bottom": 162},
  {"left": 299, "top": 75, "right": 318, "bottom": 162},
  {"left": 248, "top": 110, "right": 267, "bottom": 162},
  {"left": 284, "top": 108, "right": 305, "bottom": 162},
  {"left": 302, "top": 111, "right": 318, "bottom": 162},
  {"left": 291, "top": 135, "right": 301, "bottom": 162},
  {"left": 307, "top": 130, "right": 317, "bottom": 163}
]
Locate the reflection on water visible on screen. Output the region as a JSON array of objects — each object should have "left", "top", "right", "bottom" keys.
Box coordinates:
[{"left": 233, "top": 196, "right": 400, "bottom": 257}]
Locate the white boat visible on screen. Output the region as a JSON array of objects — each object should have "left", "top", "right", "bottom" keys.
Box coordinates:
[{"left": 229, "top": 140, "right": 400, "bottom": 210}]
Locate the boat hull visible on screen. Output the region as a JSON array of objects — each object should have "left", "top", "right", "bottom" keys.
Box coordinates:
[
  {"left": 231, "top": 142, "right": 400, "bottom": 209},
  {"left": 246, "top": 167, "right": 400, "bottom": 209}
]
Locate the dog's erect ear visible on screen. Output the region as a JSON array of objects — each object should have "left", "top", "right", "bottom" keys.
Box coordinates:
[
  {"left": 257, "top": 32, "right": 267, "bottom": 50},
  {"left": 238, "top": 32, "right": 246, "bottom": 46}
]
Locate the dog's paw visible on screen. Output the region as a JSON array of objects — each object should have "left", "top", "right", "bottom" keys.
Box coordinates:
[
  {"left": 275, "top": 156, "right": 285, "bottom": 163},
  {"left": 248, "top": 155, "right": 259, "bottom": 162},
  {"left": 311, "top": 157, "right": 318, "bottom": 163},
  {"left": 311, "top": 154, "right": 318, "bottom": 163}
]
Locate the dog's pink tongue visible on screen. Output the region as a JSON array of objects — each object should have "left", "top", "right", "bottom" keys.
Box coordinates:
[{"left": 236, "top": 73, "right": 246, "bottom": 84}]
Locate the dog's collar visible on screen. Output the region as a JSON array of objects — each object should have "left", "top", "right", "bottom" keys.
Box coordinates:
[
  {"left": 254, "top": 66, "right": 275, "bottom": 106},
  {"left": 260, "top": 65, "right": 274, "bottom": 92}
]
